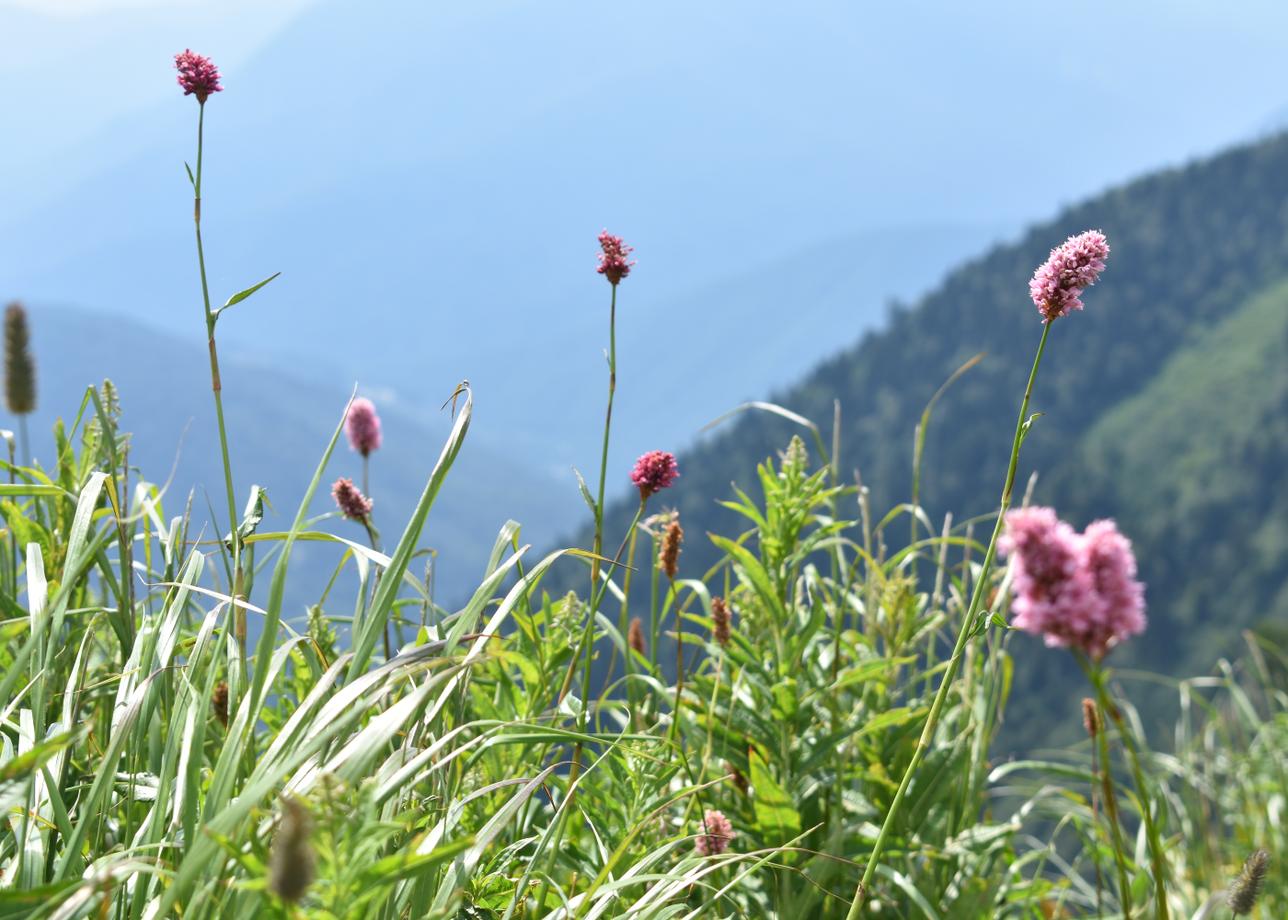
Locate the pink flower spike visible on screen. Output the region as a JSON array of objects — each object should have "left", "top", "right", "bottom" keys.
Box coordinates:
[
  {"left": 1028, "top": 230, "right": 1110, "bottom": 322},
  {"left": 1001, "top": 507, "right": 1147, "bottom": 660},
  {"left": 331, "top": 477, "right": 373, "bottom": 521},
  {"left": 174, "top": 50, "right": 223, "bottom": 103},
  {"left": 630, "top": 450, "right": 678, "bottom": 500},
  {"left": 1079, "top": 519, "right": 1147, "bottom": 657},
  {"left": 1001, "top": 507, "right": 1104, "bottom": 656},
  {"left": 596, "top": 230, "right": 635, "bottom": 285},
  {"left": 695, "top": 809, "right": 735, "bottom": 856},
  {"left": 345, "top": 397, "right": 383, "bottom": 457}
]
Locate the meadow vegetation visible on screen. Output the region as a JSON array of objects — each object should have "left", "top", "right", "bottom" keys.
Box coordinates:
[{"left": 0, "top": 52, "right": 1282, "bottom": 919}]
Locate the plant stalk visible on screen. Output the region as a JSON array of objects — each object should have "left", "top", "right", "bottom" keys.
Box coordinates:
[
  {"left": 845, "top": 321, "right": 1052, "bottom": 917},
  {"left": 192, "top": 101, "right": 245, "bottom": 679}
]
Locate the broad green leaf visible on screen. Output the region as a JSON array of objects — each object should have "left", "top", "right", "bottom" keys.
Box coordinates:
[{"left": 749, "top": 749, "right": 800, "bottom": 844}]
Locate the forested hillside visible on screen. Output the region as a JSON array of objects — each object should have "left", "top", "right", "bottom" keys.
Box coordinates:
[{"left": 562, "top": 131, "right": 1288, "bottom": 747}]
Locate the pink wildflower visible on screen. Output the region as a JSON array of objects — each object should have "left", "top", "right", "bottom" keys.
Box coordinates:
[
  {"left": 174, "top": 50, "right": 223, "bottom": 103},
  {"left": 596, "top": 230, "right": 635, "bottom": 285},
  {"left": 695, "top": 809, "right": 735, "bottom": 856},
  {"left": 331, "top": 477, "right": 372, "bottom": 521},
  {"left": 345, "top": 397, "right": 382, "bottom": 457},
  {"left": 630, "top": 450, "right": 678, "bottom": 500},
  {"left": 1079, "top": 519, "right": 1147, "bottom": 653},
  {"left": 1028, "top": 230, "right": 1110, "bottom": 322},
  {"left": 1001, "top": 507, "right": 1146, "bottom": 659}
]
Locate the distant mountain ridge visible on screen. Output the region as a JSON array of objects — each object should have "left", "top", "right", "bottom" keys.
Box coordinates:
[
  {"left": 562, "top": 131, "right": 1288, "bottom": 748},
  {"left": 7, "top": 0, "right": 1288, "bottom": 498},
  {"left": 5, "top": 304, "right": 577, "bottom": 609}
]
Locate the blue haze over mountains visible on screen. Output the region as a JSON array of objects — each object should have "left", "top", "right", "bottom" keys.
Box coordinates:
[{"left": 3, "top": 0, "right": 1288, "bottom": 600}]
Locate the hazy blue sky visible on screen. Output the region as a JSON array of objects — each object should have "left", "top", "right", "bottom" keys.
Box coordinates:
[{"left": 4, "top": 0, "right": 1288, "bottom": 485}]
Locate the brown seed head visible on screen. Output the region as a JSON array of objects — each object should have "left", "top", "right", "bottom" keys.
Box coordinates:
[
  {"left": 659, "top": 517, "right": 683, "bottom": 579},
  {"left": 628, "top": 616, "right": 646, "bottom": 657},
  {"left": 711, "top": 596, "right": 732, "bottom": 647},
  {"left": 1227, "top": 848, "right": 1270, "bottom": 915},
  {"left": 212, "top": 681, "right": 229, "bottom": 727},
  {"left": 1081, "top": 698, "right": 1099, "bottom": 738},
  {"left": 268, "top": 796, "right": 316, "bottom": 904},
  {"left": 725, "top": 761, "right": 749, "bottom": 795},
  {"left": 4, "top": 303, "right": 36, "bottom": 416}
]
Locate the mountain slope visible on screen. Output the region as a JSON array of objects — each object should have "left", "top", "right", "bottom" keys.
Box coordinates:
[
  {"left": 565, "top": 131, "right": 1288, "bottom": 744},
  {"left": 7, "top": 304, "right": 576, "bottom": 608}
]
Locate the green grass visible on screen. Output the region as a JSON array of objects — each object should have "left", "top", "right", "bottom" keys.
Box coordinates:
[{"left": 0, "top": 379, "right": 1282, "bottom": 917}]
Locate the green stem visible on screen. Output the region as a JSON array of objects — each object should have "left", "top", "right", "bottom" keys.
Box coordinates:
[
  {"left": 193, "top": 102, "right": 244, "bottom": 680},
  {"left": 618, "top": 522, "right": 641, "bottom": 712},
  {"left": 1092, "top": 692, "right": 1135, "bottom": 918},
  {"left": 1088, "top": 660, "right": 1171, "bottom": 919},
  {"left": 565, "top": 501, "right": 646, "bottom": 713},
  {"left": 532, "top": 284, "right": 623, "bottom": 912},
  {"left": 845, "top": 322, "right": 1053, "bottom": 918},
  {"left": 17, "top": 415, "right": 29, "bottom": 469},
  {"left": 589, "top": 284, "right": 617, "bottom": 597},
  {"left": 535, "top": 502, "right": 643, "bottom": 912}
]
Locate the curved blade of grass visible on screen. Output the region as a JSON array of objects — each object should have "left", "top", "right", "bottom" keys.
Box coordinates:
[{"left": 349, "top": 384, "right": 472, "bottom": 678}]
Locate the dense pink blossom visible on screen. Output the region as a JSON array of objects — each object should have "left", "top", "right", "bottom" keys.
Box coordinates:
[
  {"left": 596, "top": 230, "right": 635, "bottom": 285},
  {"left": 174, "top": 50, "right": 223, "bottom": 103},
  {"left": 331, "top": 477, "right": 372, "bottom": 520},
  {"left": 695, "top": 809, "right": 735, "bottom": 856},
  {"left": 1080, "top": 519, "right": 1147, "bottom": 650},
  {"left": 1001, "top": 507, "right": 1146, "bottom": 659},
  {"left": 1028, "top": 230, "right": 1110, "bottom": 322},
  {"left": 630, "top": 450, "right": 678, "bottom": 500},
  {"left": 345, "top": 397, "right": 382, "bottom": 457}
]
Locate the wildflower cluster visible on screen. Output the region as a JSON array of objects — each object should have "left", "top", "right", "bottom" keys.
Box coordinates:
[{"left": 1001, "top": 507, "right": 1145, "bottom": 659}]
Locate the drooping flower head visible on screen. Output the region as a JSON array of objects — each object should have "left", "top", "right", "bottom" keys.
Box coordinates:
[
  {"left": 1028, "top": 230, "right": 1110, "bottom": 322},
  {"left": 630, "top": 450, "right": 678, "bottom": 500},
  {"left": 345, "top": 397, "right": 383, "bottom": 457},
  {"left": 695, "top": 809, "right": 735, "bottom": 856},
  {"left": 174, "top": 50, "right": 223, "bottom": 103},
  {"left": 1001, "top": 507, "right": 1146, "bottom": 659},
  {"left": 596, "top": 230, "right": 635, "bottom": 285},
  {"left": 331, "top": 477, "right": 373, "bottom": 521}
]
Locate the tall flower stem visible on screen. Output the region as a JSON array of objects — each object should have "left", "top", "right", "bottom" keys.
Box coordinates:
[
  {"left": 535, "top": 500, "right": 643, "bottom": 913},
  {"left": 565, "top": 500, "right": 646, "bottom": 716},
  {"left": 1092, "top": 694, "right": 1135, "bottom": 918},
  {"left": 617, "top": 522, "right": 642, "bottom": 709},
  {"left": 590, "top": 284, "right": 618, "bottom": 598},
  {"left": 845, "top": 322, "right": 1053, "bottom": 918},
  {"left": 17, "top": 417, "right": 29, "bottom": 468},
  {"left": 193, "top": 102, "right": 245, "bottom": 677},
  {"left": 1084, "top": 658, "right": 1171, "bottom": 919}
]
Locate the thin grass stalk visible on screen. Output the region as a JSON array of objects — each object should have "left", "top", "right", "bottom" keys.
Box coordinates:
[{"left": 846, "top": 321, "right": 1052, "bottom": 917}]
